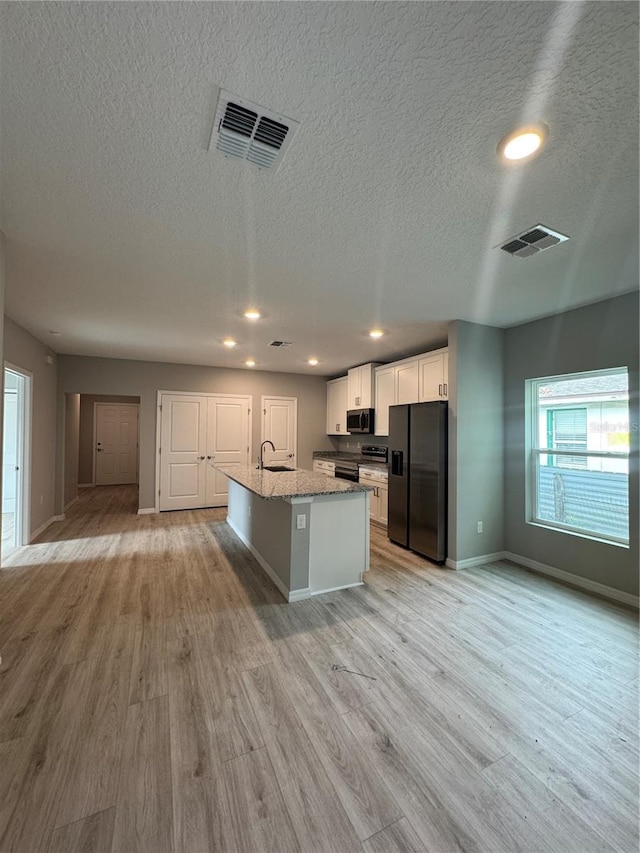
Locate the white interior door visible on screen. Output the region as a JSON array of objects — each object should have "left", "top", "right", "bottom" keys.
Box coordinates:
[
  {"left": 159, "top": 396, "right": 207, "bottom": 510},
  {"left": 95, "top": 404, "right": 139, "bottom": 485},
  {"left": 261, "top": 397, "right": 297, "bottom": 468},
  {"left": 205, "top": 396, "right": 251, "bottom": 507}
]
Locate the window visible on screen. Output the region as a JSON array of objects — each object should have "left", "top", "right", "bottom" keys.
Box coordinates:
[{"left": 527, "top": 367, "right": 629, "bottom": 545}]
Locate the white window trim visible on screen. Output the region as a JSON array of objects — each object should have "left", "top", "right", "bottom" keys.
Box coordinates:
[{"left": 526, "top": 367, "right": 629, "bottom": 547}]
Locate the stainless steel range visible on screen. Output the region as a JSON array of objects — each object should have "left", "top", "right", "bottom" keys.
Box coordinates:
[{"left": 333, "top": 445, "right": 388, "bottom": 482}]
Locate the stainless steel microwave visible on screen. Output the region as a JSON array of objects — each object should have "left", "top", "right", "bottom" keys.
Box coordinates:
[{"left": 347, "top": 408, "right": 375, "bottom": 434}]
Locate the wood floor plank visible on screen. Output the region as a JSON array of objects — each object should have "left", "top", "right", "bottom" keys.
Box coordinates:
[
  {"left": 112, "top": 696, "right": 173, "bottom": 853},
  {"left": 363, "top": 818, "right": 427, "bottom": 853},
  {"left": 222, "top": 747, "right": 300, "bottom": 853},
  {"left": 243, "top": 663, "right": 362, "bottom": 852},
  {"left": 47, "top": 808, "right": 115, "bottom": 853}
]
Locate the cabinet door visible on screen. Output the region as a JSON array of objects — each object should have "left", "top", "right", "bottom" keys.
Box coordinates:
[
  {"left": 442, "top": 351, "right": 449, "bottom": 400},
  {"left": 374, "top": 367, "right": 395, "bottom": 436},
  {"left": 419, "top": 354, "right": 445, "bottom": 402},
  {"left": 361, "top": 480, "right": 379, "bottom": 522},
  {"left": 326, "top": 377, "right": 348, "bottom": 434},
  {"left": 347, "top": 367, "right": 362, "bottom": 408},
  {"left": 395, "top": 359, "right": 419, "bottom": 405},
  {"left": 378, "top": 484, "right": 388, "bottom": 527}
]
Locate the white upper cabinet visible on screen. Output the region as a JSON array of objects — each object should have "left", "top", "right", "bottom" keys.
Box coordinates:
[
  {"left": 326, "top": 376, "right": 349, "bottom": 435},
  {"left": 418, "top": 350, "right": 449, "bottom": 402},
  {"left": 347, "top": 363, "right": 381, "bottom": 409},
  {"left": 395, "top": 359, "right": 419, "bottom": 404},
  {"left": 374, "top": 347, "right": 448, "bottom": 435},
  {"left": 374, "top": 366, "right": 395, "bottom": 436}
]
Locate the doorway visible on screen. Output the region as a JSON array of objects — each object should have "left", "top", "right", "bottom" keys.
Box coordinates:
[
  {"left": 2, "top": 366, "right": 30, "bottom": 556},
  {"left": 94, "top": 403, "right": 139, "bottom": 485},
  {"left": 261, "top": 396, "right": 297, "bottom": 468}
]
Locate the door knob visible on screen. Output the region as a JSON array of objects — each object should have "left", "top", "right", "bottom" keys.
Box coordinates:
[
  {"left": 198, "top": 456, "right": 205, "bottom": 460},
  {"left": 287, "top": 453, "right": 294, "bottom": 458},
  {"left": 207, "top": 455, "right": 214, "bottom": 460}
]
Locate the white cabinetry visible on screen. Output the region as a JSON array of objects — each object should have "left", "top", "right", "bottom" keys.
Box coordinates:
[
  {"left": 374, "top": 348, "right": 448, "bottom": 436},
  {"left": 395, "top": 359, "right": 419, "bottom": 404},
  {"left": 326, "top": 377, "right": 349, "bottom": 435},
  {"left": 347, "top": 363, "right": 381, "bottom": 409},
  {"left": 374, "top": 367, "right": 395, "bottom": 436},
  {"left": 418, "top": 351, "right": 448, "bottom": 402},
  {"left": 313, "top": 459, "right": 335, "bottom": 477},
  {"left": 359, "top": 467, "right": 388, "bottom": 527}
]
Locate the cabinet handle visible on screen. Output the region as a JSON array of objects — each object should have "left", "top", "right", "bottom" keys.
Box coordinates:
[
  {"left": 438, "top": 384, "right": 443, "bottom": 397},
  {"left": 336, "top": 423, "right": 340, "bottom": 432},
  {"left": 444, "top": 383, "right": 448, "bottom": 396}
]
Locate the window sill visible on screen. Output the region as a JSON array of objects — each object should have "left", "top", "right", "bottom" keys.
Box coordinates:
[{"left": 527, "top": 520, "right": 629, "bottom": 549}]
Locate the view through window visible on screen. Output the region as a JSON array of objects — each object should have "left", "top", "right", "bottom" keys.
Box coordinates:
[{"left": 528, "top": 367, "right": 629, "bottom": 545}]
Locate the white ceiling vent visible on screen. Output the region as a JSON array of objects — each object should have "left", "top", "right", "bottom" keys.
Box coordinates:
[
  {"left": 269, "top": 340, "right": 294, "bottom": 348},
  {"left": 210, "top": 90, "right": 300, "bottom": 171},
  {"left": 499, "top": 224, "right": 570, "bottom": 259}
]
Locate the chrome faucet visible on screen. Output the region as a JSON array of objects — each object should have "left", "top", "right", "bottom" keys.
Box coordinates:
[{"left": 259, "top": 440, "right": 275, "bottom": 469}]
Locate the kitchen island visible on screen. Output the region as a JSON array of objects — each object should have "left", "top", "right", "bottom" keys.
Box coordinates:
[{"left": 215, "top": 464, "right": 371, "bottom": 602}]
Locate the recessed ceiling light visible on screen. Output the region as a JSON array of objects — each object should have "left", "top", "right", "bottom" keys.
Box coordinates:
[
  {"left": 498, "top": 124, "right": 547, "bottom": 162},
  {"left": 223, "top": 338, "right": 237, "bottom": 348},
  {"left": 369, "top": 329, "right": 384, "bottom": 339},
  {"left": 308, "top": 358, "right": 319, "bottom": 366},
  {"left": 245, "top": 358, "right": 256, "bottom": 367},
  {"left": 49, "top": 330, "right": 62, "bottom": 337},
  {"left": 244, "top": 309, "right": 261, "bottom": 320}
]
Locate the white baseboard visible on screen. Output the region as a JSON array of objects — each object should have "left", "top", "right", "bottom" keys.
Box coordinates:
[
  {"left": 504, "top": 551, "right": 639, "bottom": 609},
  {"left": 64, "top": 496, "right": 79, "bottom": 512},
  {"left": 78, "top": 483, "right": 93, "bottom": 489},
  {"left": 137, "top": 507, "right": 157, "bottom": 515},
  {"left": 289, "top": 587, "right": 312, "bottom": 602},
  {"left": 29, "top": 514, "right": 65, "bottom": 543},
  {"left": 446, "top": 551, "right": 507, "bottom": 570},
  {"left": 309, "top": 581, "right": 364, "bottom": 597},
  {"left": 227, "top": 516, "right": 293, "bottom": 602}
]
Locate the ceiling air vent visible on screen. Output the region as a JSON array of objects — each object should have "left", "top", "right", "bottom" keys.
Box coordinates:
[
  {"left": 269, "top": 341, "right": 294, "bottom": 348},
  {"left": 210, "top": 90, "right": 300, "bottom": 171},
  {"left": 499, "top": 224, "right": 569, "bottom": 259}
]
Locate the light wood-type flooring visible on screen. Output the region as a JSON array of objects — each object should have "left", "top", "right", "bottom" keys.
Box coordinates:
[{"left": 0, "top": 485, "right": 638, "bottom": 852}]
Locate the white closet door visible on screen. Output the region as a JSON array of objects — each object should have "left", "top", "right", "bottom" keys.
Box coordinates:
[
  {"left": 205, "top": 396, "right": 251, "bottom": 507},
  {"left": 159, "top": 395, "right": 207, "bottom": 510},
  {"left": 261, "top": 397, "right": 297, "bottom": 467}
]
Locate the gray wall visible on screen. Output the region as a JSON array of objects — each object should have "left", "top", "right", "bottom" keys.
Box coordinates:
[
  {"left": 64, "top": 393, "right": 80, "bottom": 507},
  {"left": 4, "top": 317, "right": 58, "bottom": 537},
  {"left": 504, "top": 291, "right": 639, "bottom": 596},
  {"left": 448, "top": 320, "right": 505, "bottom": 563},
  {"left": 57, "top": 355, "right": 334, "bottom": 511},
  {"left": 0, "top": 235, "right": 4, "bottom": 549},
  {"left": 78, "top": 394, "right": 140, "bottom": 484}
]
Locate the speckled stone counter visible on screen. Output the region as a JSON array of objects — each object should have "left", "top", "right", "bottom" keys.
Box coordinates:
[
  {"left": 215, "top": 464, "right": 370, "bottom": 602},
  {"left": 214, "top": 464, "right": 370, "bottom": 500}
]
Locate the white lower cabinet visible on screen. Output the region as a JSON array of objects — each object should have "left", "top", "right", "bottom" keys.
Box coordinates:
[
  {"left": 359, "top": 468, "right": 388, "bottom": 527},
  {"left": 313, "top": 459, "right": 335, "bottom": 477}
]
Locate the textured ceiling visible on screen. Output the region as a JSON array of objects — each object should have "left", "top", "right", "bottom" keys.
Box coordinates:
[{"left": 0, "top": 1, "right": 638, "bottom": 375}]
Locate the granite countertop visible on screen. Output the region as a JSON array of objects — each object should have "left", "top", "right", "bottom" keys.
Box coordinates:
[{"left": 215, "top": 464, "right": 372, "bottom": 500}]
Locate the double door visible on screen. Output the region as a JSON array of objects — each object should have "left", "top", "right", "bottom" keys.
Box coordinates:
[{"left": 159, "top": 393, "right": 251, "bottom": 510}]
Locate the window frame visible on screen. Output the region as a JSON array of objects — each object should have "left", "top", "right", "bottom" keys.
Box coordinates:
[{"left": 527, "top": 367, "right": 629, "bottom": 547}]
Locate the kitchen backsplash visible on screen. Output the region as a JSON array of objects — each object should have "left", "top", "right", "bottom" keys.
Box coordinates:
[{"left": 329, "top": 436, "right": 389, "bottom": 453}]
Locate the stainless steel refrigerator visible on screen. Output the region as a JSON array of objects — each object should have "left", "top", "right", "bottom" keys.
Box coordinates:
[{"left": 388, "top": 401, "right": 447, "bottom": 563}]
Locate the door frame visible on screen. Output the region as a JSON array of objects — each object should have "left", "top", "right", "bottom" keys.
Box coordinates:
[
  {"left": 92, "top": 402, "right": 140, "bottom": 487},
  {"left": 155, "top": 390, "right": 253, "bottom": 513},
  {"left": 3, "top": 362, "right": 32, "bottom": 550},
  {"left": 261, "top": 395, "right": 298, "bottom": 464}
]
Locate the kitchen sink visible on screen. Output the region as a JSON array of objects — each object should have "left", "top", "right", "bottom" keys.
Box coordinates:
[{"left": 263, "top": 465, "right": 295, "bottom": 472}]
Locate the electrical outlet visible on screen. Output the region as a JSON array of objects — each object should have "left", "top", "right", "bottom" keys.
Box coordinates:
[
  {"left": 296, "top": 514, "right": 306, "bottom": 530},
  {"left": 476, "top": 521, "right": 483, "bottom": 533}
]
